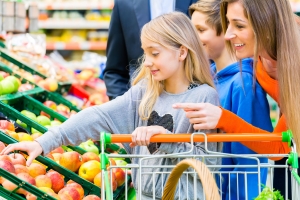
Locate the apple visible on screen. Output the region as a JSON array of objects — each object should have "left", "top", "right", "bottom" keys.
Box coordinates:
[
  {"left": 50, "top": 120, "right": 62, "bottom": 127},
  {"left": 82, "top": 152, "right": 100, "bottom": 163},
  {"left": 9, "top": 153, "right": 26, "bottom": 165},
  {"left": 0, "top": 120, "right": 15, "bottom": 131},
  {"left": 0, "top": 73, "right": 3, "bottom": 81},
  {"left": 58, "top": 193, "right": 73, "bottom": 200},
  {"left": 35, "top": 175, "right": 52, "bottom": 188},
  {"left": 94, "top": 171, "right": 117, "bottom": 191},
  {"left": 17, "top": 132, "right": 33, "bottom": 141},
  {"left": 40, "top": 111, "right": 50, "bottom": 119},
  {"left": 5, "top": 130, "right": 19, "bottom": 140},
  {"left": 4, "top": 76, "right": 21, "bottom": 92},
  {"left": 59, "top": 151, "right": 83, "bottom": 172},
  {"left": 0, "top": 141, "right": 5, "bottom": 152},
  {"left": 18, "top": 83, "right": 34, "bottom": 92},
  {"left": 56, "top": 104, "right": 70, "bottom": 114},
  {"left": 78, "top": 160, "right": 101, "bottom": 182},
  {"left": 50, "top": 147, "right": 64, "bottom": 154},
  {"left": 79, "top": 140, "right": 99, "bottom": 155},
  {"left": 45, "top": 153, "right": 54, "bottom": 161},
  {"left": 43, "top": 101, "right": 57, "bottom": 110},
  {"left": 36, "top": 115, "right": 51, "bottom": 126},
  {"left": 52, "top": 153, "right": 62, "bottom": 164},
  {"left": 21, "top": 110, "right": 37, "bottom": 122},
  {"left": 31, "top": 132, "right": 43, "bottom": 140},
  {"left": 112, "top": 168, "right": 126, "bottom": 187},
  {"left": 26, "top": 193, "right": 37, "bottom": 200},
  {"left": 28, "top": 163, "right": 46, "bottom": 178},
  {"left": 58, "top": 187, "right": 81, "bottom": 200},
  {"left": 0, "top": 155, "right": 12, "bottom": 162},
  {"left": 43, "top": 79, "right": 58, "bottom": 92},
  {"left": 66, "top": 182, "right": 84, "bottom": 199},
  {"left": 38, "top": 187, "right": 55, "bottom": 194},
  {"left": 0, "top": 160, "right": 15, "bottom": 174},
  {"left": 16, "top": 119, "right": 27, "bottom": 128},
  {"left": 2, "top": 173, "right": 36, "bottom": 196},
  {"left": 0, "top": 80, "right": 15, "bottom": 94},
  {"left": 46, "top": 171, "right": 64, "bottom": 193},
  {"left": 14, "top": 164, "right": 29, "bottom": 174},
  {"left": 83, "top": 195, "right": 101, "bottom": 200},
  {"left": 0, "top": 71, "right": 8, "bottom": 78}
]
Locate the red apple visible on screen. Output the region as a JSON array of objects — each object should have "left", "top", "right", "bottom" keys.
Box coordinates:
[
  {"left": 94, "top": 171, "right": 117, "bottom": 191},
  {"left": 112, "top": 168, "right": 126, "bottom": 187},
  {"left": 66, "top": 182, "right": 84, "bottom": 199},
  {"left": 82, "top": 152, "right": 100, "bottom": 163},
  {"left": 50, "top": 147, "right": 64, "bottom": 154},
  {"left": 46, "top": 170, "right": 65, "bottom": 193},
  {"left": 0, "top": 160, "right": 15, "bottom": 173},
  {"left": 14, "top": 164, "right": 29, "bottom": 174},
  {"left": 27, "top": 163, "right": 46, "bottom": 178},
  {"left": 35, "top": 175, "right": 52, "bottom": 188},
  {"left": 0, "top": 155, "right": 12, "bottom": 162},
  {"left": 59, "top": 152, "right": 83, "bottom": 172},
  {"left": 58, "top": 187, "right": 80, "bottom": 200},
  {"left": 82, "top": 195, "right": 101, "bottom": 200},
  {"left": 0, "top": 120, "right": 15, "bottom": 131},
  {"left": 9, "top": 153, "right": 26, "bottom": 166},
  {"left": 0, "top": 141, "right": 6, "bottom": 152},
  {"left": 43, "top": 101, "right": 57, "bottom": 110}
]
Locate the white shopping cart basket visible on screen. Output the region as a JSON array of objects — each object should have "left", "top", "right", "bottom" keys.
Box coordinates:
[{"left": 99, "top": 131, "right": 300, "bottom": 200}]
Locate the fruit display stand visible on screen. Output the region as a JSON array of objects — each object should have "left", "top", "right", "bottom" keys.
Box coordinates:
[
  {"left": 0, "top": 48, "right": 72, "bottom": 95},
  {"left": 0, "top": 100, "right": 132, "bottom": 199},
  {"left": 0, "top": 130, "right": 99, "bottom": 198},
  {"left": 0, "top": 62, "right": 44, "bottom": 100}
]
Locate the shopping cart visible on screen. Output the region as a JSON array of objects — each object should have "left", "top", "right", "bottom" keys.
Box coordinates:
[{"left": 99, "top": 131, "right": 300, "bottom": 200}]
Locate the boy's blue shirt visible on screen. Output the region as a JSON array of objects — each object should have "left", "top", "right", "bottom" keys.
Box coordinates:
[{"left": 212, "top": 58, "right": 273, "bottom": 200}]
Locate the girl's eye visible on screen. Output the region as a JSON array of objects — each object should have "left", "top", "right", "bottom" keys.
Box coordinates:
[
  {"left": 236, "top": 25, "right": 244, "bottom": 29},
  {"left": 198, "top": 29, "right": 205, "bottom": 33},
  {"left": 152, "top": 53, "right": 159, "bottom": 56}
]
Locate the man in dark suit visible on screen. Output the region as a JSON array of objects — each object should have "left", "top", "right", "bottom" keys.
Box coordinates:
[{"left": 104, "top": 0, "right": 198, "bottom": 100}]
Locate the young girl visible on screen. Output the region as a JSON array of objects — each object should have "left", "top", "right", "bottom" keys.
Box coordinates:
[
  {"left": 1, "top": 12, "right": 221, "bottom": 199},
  {"left": 174, "top": 0, "right": 300, "bottom": 198},
  {"left": 189, "top": 1, "right": 272, "bottom": 199}
]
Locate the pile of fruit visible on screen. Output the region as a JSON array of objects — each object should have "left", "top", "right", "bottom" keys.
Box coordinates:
[
  {"left": 0, "top": 71, "right": 35, "bottom": 95},
  {"left": 42, "top": 100, "right": 77, "bottom": 118}
]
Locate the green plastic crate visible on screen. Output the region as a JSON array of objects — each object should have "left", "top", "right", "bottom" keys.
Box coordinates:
[
  {"left": 0, "top": 99, "right": 84, "bottom": 154},
  {"left": 0, "top": 62, "right": 44, "bottom": 101},
  {"left": 27, "top": 90, "right": 81, "bottom": 113},
  {"left": 0, "top": 130, "right": 99, "bottom": 197},
  {"left": 0, "top": 48, "right": 72, "bottom": 95}
]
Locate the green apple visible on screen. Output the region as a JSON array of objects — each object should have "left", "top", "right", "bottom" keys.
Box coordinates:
[
  {"left": 4, "top": 76, "right": 20, "bottom": 92},
  {"left": 0, "top": 74, "right": 3, "bottom": 81},
  {"left": 31, "top": 128, "right": 41, "bottom": 134},
  {"left": 16, "top": 119, "right": 27, "bottom": 128},
  {"left": 50, "top": 121, "right": 62, "bottom": 127},
  {"left": 115, "top": 160, "right": 128, "bottom": 166},
  {"left": 21, "top": 110, "right": 37, "bottom": 122},
  {"left": 79, "top": 140, "right": 99, "bottom": 154},
  {"left": 36, "top": 115, "right": 51, "bottom": 126},
  {"left": 0, "top": 80, "right": 15, "bottom": 95}
]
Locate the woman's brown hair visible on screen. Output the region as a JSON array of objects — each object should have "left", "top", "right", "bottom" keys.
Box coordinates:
[{"left": 220, "top": 0, "right": 300, "bottom": 154}]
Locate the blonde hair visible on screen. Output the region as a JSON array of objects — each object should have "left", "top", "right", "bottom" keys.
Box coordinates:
[
  {"left": 189, "top": 0, "right": 223, "bottom": 36},
  {"left": 132, "top": 12, "right": 214, "bottom": 120},
  {"left": 220, "top": 0, "right": 300, "bottom": 154}
]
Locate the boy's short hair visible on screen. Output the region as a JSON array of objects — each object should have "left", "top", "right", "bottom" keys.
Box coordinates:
[{"left": 189, "top": 0, "right": 223, "bottom": 36}]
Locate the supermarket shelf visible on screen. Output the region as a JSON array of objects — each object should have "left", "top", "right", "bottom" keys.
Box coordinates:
[
  {"left": 39, "top": 19, "right": 110, "bottom": 29},
  {"left": 46, "top": 41, "right": 107, "bottom": 50},
  {"left": 38, "top": 1, "right": 114, "bottom": 10}
]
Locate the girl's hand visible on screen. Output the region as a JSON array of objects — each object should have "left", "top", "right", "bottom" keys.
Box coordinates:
[
  {"left": 0, "top": 141, "right": 43, "bottom": 166},
  {"left": 130, "top": 126, "right": 166, "bottom": 147},
  {"left": 173, "top": 103, "right": 222, "bottom": 130}
]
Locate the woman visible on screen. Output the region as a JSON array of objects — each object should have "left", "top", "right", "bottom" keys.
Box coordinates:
[{"left": 174, "top": 0, "right": 300, "bottom": 198}]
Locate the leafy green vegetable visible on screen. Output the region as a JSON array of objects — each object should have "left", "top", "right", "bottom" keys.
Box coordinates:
[{"left": 254, "top": 186, "right": 284, "bottom": 200}]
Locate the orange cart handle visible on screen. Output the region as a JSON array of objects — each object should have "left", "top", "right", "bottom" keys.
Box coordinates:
[{"left": 110, "top": 133, "right": 283, "bottom": 143}]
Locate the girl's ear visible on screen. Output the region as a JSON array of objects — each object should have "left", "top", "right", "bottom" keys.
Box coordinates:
[{"left": 179, "top": 46, "right": 188, "bottom": 61}]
